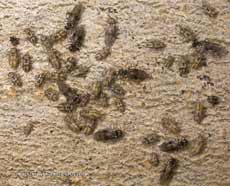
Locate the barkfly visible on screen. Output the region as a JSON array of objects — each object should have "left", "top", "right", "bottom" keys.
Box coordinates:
[
  {"left": 140, "top": 39, "right": 166, "bottom": 49},
  {"left": 21, "top": 52, "right": 33, "bottom": 72},
  {"left": 161, "top": 115, "right": 181, "bottom": 135},
  {"left": 117, "top": 68, "right": 150, "bottom": 81},
  {"left": 44, "top": 88, "right": 60, "bottom": 102},
  {"left": 201, "top": 0, "right": 219, "bottom": 18},
  {"left": 24, "top": 28, "right": 38, "bottom": 45},
  {"left": 34, "top": 72, "right": 48, "bottom": 88},
  {"left": 65, "top": 3, "right": 84, "bottom": 30},
  {"left": 95, "top": 47, "right": 111, "bottom": 61},
  {"left": 176, "top": 24, "right": 197, "bottom": 43},
  {"left": 8, "top": 72, "right": 23, "bottom": 87},
  {"left": 142, "top": 132, "right": 160, "bottom": 146},
  {"left": 193, "top": 102, "right": 207, "bottom": 124},
  {"left": 159, "top": 137, "right": 189, "bottom": 152},
  {"left": 68, "top": 25, "right": 86, "bottom": 52},
  {"left": 190, "top": 134, "right": 207, "bottom": 156},
  {"left": 104, "top": 16, "right": 119, "bottom": 48},
  {"left": 93, "top": 128, "right": 124, "bottom": 142},
  {"left": 8, "top": 47, "right": 20, "bottom": 69},
  {"left": 159, "top": 157, "right": 178, "bottom": 185}
]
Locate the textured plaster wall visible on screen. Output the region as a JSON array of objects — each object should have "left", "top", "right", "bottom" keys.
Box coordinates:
[{"left": 0, "top": 0, "right": 230, "bottom": 186}]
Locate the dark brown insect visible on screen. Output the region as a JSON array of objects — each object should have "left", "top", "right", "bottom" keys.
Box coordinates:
[
  {"left": 202, "top": 1, "right": 219, "bottom": 18},
  {"left": 110, "top": 83, "right": 126, "bottom": 97},
  {"left": 8, "top": 48, "right": 20, "bottom": 69},
  {"left": 44, "top": 88, "right": 59, "bottom": 102},
  {"left": 65, "top": 3, "right": 84, "bottom": 30},
  {"left": 8, "top": 72, "right": 23, "bottom": 87},
  {"left": 192, "top": 39, "right": 228, "bottom": 58},
  {"left": 23, "top": 122, "right": 34, "bottom": 136},
  {"left": 48, "top": 49, "right": 63, "bottom": 69},
  {"left": 161, "top": 115, "right": 181, "bottom": 135},
  {"left": 68, "top": 25, "right": 86, "bottom": 52},
  {"left": 140, "top": 39, "right": 166, "bottom": 49},
  {"left": 207, "top": 95, "right": 220, "bottom": 106},
  {"left": 93, "top": 128, "right": 124, "bottom": 142},
  {"left": 21, "top": 53, "right": 32, "bottom": 72},
  {"left": 159, "top": 137, "right": 189, "bottom": 152},
  {"left": 104, "top": 16, "right": 119, "bottom": 48},
  {"left": 57, "top": 102, "right": 76, "bottom": 113},
  {"left": 117, "top": 68, "right": 150, "bottom": 81},
  {"left": 34, "top": 72, "right": 47, "bottom": 88},
  {"left": 50, "top": 29, "right": 68, "bottom": 44},
  {"left": 176, "top": 24, "right": 197, "bottom": 43},
  {"left": 24, "top": 28, "right": 38, "bottom": 45},
  {"left": 64, "top": 57, "right": 78, "bottom": 73},
  {"left": 64, "top": 114, "right": 82, "bottom": 133},
  {"left": 160, "top": 158, "right": 178, "bottom": 185},
  {"left": 190, "top": 134, "right": 207, "bottom": 156},
  {"left": 95, "top": 47, "right": 111, "bottom": 61},
  {"left": 9, "top": 36, "right": 20, "bottom": 46},
  {"left": 193, "top": 102, "right": 207, "bottom": 124},
  {"left": 142, "top": 132, "right": 160, "bottom": 146}
]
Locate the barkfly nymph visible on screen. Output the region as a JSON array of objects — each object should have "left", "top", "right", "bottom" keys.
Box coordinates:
[
  {"left": 176, "top": 24, "right": 197, "bottom": 43},
  {"left": 161, "top": 115, "right": 181, "bottom": 135},
  {"left": 48, "top": 49, "right": 63, "bottom": 70},
  {"left": 190, "top": 134, "right": 207, "bottom": 156},
  {"left": 8, "top": 72, "right": 23, "bottom": 87},
  {"left": 24, "top": 28, "right": 38, "bottom": 45},
  {"left": 193, "top": 102, "right": 207, "bottom": 124},
  {"left": 95, "top": 47, "right": 111, "bottom": 61},
  {"left": 64, "top": 114, "right": 82, "bottom": 133},
  {"left": 8, "top": 47, "right": 20, "bottom": 69},
  {"left": 140, "top": 39, "right": 166, "bottom": 50},
  {"left": 104, "top": 16, "right": 119, "bottom": 48},
  {"left": 34, "top": 72, "right": 48, "bottom": 88},
  {"left": 201, "top": 0, "right": 219, "bottom": 18},
  {"left": 21, "top": 52, "right": 33, "bottom": 72},
  {"left": 44, "top": 87, "right": 60, "bottom": 102},
  {"left": 142, "top": 132, "right": 161, "bottom": 146}
]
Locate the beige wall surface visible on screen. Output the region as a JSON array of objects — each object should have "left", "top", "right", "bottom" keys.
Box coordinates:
[{"left": 0, "top": 0, "right": 230, "bottom": 186}]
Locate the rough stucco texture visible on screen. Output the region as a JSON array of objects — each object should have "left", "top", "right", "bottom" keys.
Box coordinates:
[{"left": 0, "top": 0, "right": 230, "bottom": 186}]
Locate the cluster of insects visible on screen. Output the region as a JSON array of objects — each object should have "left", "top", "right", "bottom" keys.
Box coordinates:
[
  {"left": 95, "top": 16, "right": 119, "bottom": 61},
  {"left": 8, "top": 37, "right": 33, "bottom": 87},
  {"left": 5, "top": 2, "right": 228, "bottom": 185},
  {"left": 137, "top": 7, "right": 227, "bottom": 183}
]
